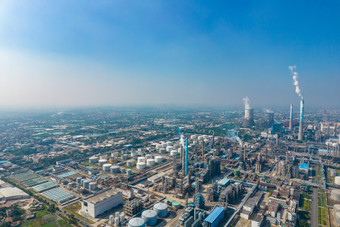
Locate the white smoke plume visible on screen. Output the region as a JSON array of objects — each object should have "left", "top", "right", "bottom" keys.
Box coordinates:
[
  {"left": 243, "top": 96, "right": 251, "bottom": 109},
  {"left": 289, "top": 65, "right": 303, "bottom": 98},
  {"left": 180, "top": 134, "right": 185, "bottom": 147}
]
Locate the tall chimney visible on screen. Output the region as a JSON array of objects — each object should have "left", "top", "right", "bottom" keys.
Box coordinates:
[
  {"left": 298, "top": 99, "right": 304, "bottom": 140},
  {"left": 185, "top": 138, "right": 188, "bottom": 175},
  {"left": 289, "top": 104, "right": 293, "bottom": 130}
]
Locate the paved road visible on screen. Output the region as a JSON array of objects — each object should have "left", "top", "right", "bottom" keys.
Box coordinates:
[{"left": 311, "top": 187, "right": 318, "bottom": 227}]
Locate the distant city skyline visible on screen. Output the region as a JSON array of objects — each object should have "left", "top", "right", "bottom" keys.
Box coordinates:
[{"left": 0, "top": 1, "right": 339, "bottom": 108}]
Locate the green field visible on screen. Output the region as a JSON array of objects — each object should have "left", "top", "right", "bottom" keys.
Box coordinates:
[
  {"left": 318, "top": 191, "right": 326, "bottom": 208},
  {"left": 299, "top": 193, "right": 312, "bottom": 211},
  {"left": 318, "top": 207, "right": 327, "bottom": 226}
]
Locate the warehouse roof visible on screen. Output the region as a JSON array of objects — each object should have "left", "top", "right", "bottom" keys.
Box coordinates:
[
  {"left": 299, "top": 163, "right": 309, "bottom": 170},
  {"left": 86, "top": 189, "right": 121, "bottom": 205},
  {"left": 204, "top": 206, "right": 224, "bottom": 223},
  {"left": 0, "top": 187, "right": 29, "bottom": 199}
]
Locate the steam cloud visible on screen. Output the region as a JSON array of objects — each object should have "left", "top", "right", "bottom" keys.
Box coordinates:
[
  {"left": 289, "top": 65, "right": 303, "bottom": 98},
  {"left": 243, "top": 96, "right": 251, "bottom": 109}
]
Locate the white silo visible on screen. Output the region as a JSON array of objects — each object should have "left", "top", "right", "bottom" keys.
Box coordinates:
[
  {"left": 138, "top": 157, "right": 146, "bottom": 163},
  {"left": 128, "top": 218, "right": 145, "bottom": 227},
  {"left": 103, "top": 163, "right": 112, "bottom": 171},
  {"left": 89, "top": 182, "right": 97, "bottom": 191},
  {"left": 153, "top": 202, "right": 168, "bottom": 218},
  {"left": 99, "top": 159, "right": 107, "bottom": 166},
  {"left": 155, "top": 156, "right": 163, "bottom": 163},
  {"left": 170, "top": 150, "right": 177, "bottom": 156},
  {"left": 147, "top": 159, "right": 155, "bottom": 166},
  {"left": 126, "top": 159, "right": 136, "bottom": 167},
  {"left": 137, "top": 163, "right": 146, "bottom": 169},
  {"left": 110, "top": 165, "right": 120, "bottom": 173},
  {"left": 141, "top": 209, "right": 158, "bottom": 226},
  {"left": 166, "top": 146, "right": 173, "bottom": 152}
]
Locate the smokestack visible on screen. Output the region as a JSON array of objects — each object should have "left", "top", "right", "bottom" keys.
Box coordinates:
[
  {"left": 298, "top": 99, "right": 304, "bottom": 140},
  {"left": 289, "top": 104, "right": 293, "bottom": 130},
  {"left": 243, "top": 145, "right": 246, "bottom": 163},
  {"left": 185, "top": 138, "right": 188, "bottom": 175}
]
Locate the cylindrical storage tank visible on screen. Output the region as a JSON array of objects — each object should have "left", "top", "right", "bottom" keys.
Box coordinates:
[
  {"left": 114, "top": 217, "right": 120, "bottom": 226},
  {"left": 126, "top": 159, "right": 136, "bottom": 167},
  {"left": 155, "top": 156, "right": 163, "bottom": 163},
  {"left": 128, "top": 218, "right": 145, "bottom": 227},
  {"left": 138, "top": 157, "right": 146, "bottom": 163},
  {"left": 100, "top": 155, "right": 108, "bottom": 159},
  {"left": 119, "top": 213, "right": 125, "bottom": 222},
  {"left": 173, "top": 144, "right": 179, "bottom": 149},
  {"left": 166, "top": 146, "right": 173, "bottom": 152},
  {"left": 335, "top": 176, "right": 340, "bottom": 185},
  {"left": 159, "top": 148, "right": 166, "bottom": 154},
  {"left": 147, "top": 159, "right": 155, "bottom": 166},
  {"left": 110, "top": 165, "right": 120, "bottom": 173},
  {"left": 153, "top": 203, "right": 168, "bottom": 218},
  {"left": 115, "top": 212, "right": 120, "bottom": 218},
  {"left": 126, "top": 169, "right": 132, "bottom": 175},
  {"left": 141, "top": 210, "right": 158, "bottom": 226},
  {"left": 103, "top": 163, "right": 112, "bottom": 171},
  {"left": 146, "top": 154, "right": 153, "bottom": 159},
  {"left": 99, "top": 159, "right": 107, "bottom": 166},
  {"left": 89, "top": 182, "right": 97, "bottom": 190},
  {"left": 83, "top": 180, "right": 90, "bottom": 189},
  {"left": 137, "top": 163, "right": 146, "bottom": 169},
  {"left": 76, "top": 177, "right": 82, "bottom": 184},
  {"left": 331, "top": 189, "right": 340, "bottom": 201},
  {"left": 131, "top": 151, "right": 138, "bottom": 157},
  {"left": 109, "top": 215, "right": 114, "bottom": 224},
  {"left": 81, "top": 179, "right": 85, "bottom": 185},
  {"left": 89, "top": 157, "right": 97, "bottom": 163},
  {"left": 121, "top": 154, "right": 128, "bottom": 160},
  {"left": 170, "top": 150, "right": 177, "bottom": 156}
]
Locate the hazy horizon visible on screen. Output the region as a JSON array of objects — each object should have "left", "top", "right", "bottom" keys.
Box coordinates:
[{"left": 0, "top": 1, "right": 339, "bottom": 108}]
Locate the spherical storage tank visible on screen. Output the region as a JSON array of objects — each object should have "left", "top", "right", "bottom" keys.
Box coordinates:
[
  {"left": 155, "top": 156, "right": 163, "bottom": 163},
  {"left": 153, "top": 202, "right": 168, "bottom": 218},
  {"left": 331, "top": 189, "right": 340, "bottom": 201},
  {"left": 99, "top": 159, "right": 107, "bottom": 166},
  {"left": 335, "top": 176, "right": 340, "bottom": 185},
  {"left": 103, "top": 163, "right": 112, "bottom": 171},
  {"left": 128, "top": 217, "right": 145, "bottom": 227},
  {"left": 110, "top": 165, "right": 120, "bottom": 173},
  {"left": 142, "top": 210, "right": 158, "bottom": 226},
  {"left": 89, "top": 157, "right": 97, "bottom": 163},
  {"left": 147, "top": 159, "right": 155, "bottom": 166}
]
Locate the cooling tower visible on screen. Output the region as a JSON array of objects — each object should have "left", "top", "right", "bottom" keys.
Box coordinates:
[
  {"left": 243, "top": 108, "right": 255, "bottom": 127},
  {"left": 289, "top": 104, "right": 293, "bottom": 130},
  {"left": 298, "top": 99, "right": 304, "bottom": 140}
]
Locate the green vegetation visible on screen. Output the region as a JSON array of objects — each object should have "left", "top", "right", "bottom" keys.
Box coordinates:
[
  {"left": 318, "top": 207, "right": 327, "bottom": 226},
  {"left": 299, "top": 193, "right": 312, "bottom": 211},
  {"left": 326, "top": 169, "right": 335, "bottom": 183},
  {"left": 64, "top": 202, "right": 93, "bottom": 225},
  {"left": 318, "top": 190, "right": 326, "bottom": 208},
  {"left": 298, "top": 211, "right": 311, "bottom": 227}
]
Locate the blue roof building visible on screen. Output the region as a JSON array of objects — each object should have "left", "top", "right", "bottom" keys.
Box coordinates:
[
  {"left": 204, "top": 206, "right": 225, "bottom": 227},
  {"left": 217, "top": 178, "right": 230, "bottom": 187},
  {"left": 299, "top": 163, "right": 309, "bottom": 172}
]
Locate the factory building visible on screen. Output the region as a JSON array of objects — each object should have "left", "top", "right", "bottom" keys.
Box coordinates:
[
  {"left": 81, "top": 189, "right": 123, "bottom": 218},
  {"left": 124, "top": 198, "right": 144, "bottom": 216},
  {"left": 203, "top": 206, "right": 225, "bottom": 227}
]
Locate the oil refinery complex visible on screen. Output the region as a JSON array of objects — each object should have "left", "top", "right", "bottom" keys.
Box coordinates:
[{"left": 0, "top": 103, "right": 339, "bottom": 227}]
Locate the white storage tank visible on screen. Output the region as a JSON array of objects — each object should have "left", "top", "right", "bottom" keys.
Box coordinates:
[
  {"left": 131, "top": 151, "right": 138, "bottom": 157},
  {"left": 138, "top": 157, "right": 146, "bottom": 163},
  {"left": 89, "top": 182, "right": 97, "bottom": 190},
  {"left": 173, "top": 144, "right": 179, "bottom": 149},
  {"left": 146, "top": 154, "right": 153, "bottom": 159},
  {"left": 155, "top": 156, "right": 163, "bottom": 163},
  {"left": 99, "top": 159, "right": 107, "bottom": 166},
  {"left": 335, "top": 176, "right": 340, "bottom": 185},
  {"left": 331, "top": 189, "right": 340, "bottom": 201},
  {"left": 89, "top": 156, "right": 97, "bottom": 163},
  {"left": 119, "top": 213, "right": 125, "bottom": 222},
  {"left": 166, "top": 146, "right": 173, "bottom": 152},
  {"left": 153, "top": 202, "right": 168, "bottom": 218},
  {"left": 121, "top": 154, "right": 128, "bottom": 160},
  {"left": 126, "top": 169, "right": 132, "bottom": 175},
  {"left": 141, "top": 209, "right": 158, "bottom": 226},
  {"left": 126, "top": 159, "right": 136, "bottom": 167},
  {"left": 100, "top": 155, "right": 108, "bottom": 159},
  {"left": 170, "top": 150, "right": 177, "bottom": 156},
  {"left": 159, "top": 148, "right": 166, "bottom": 154},
  {"left": 103, "top": 163, "right": 112, "bottom": 171},
  {"left": 76, "top": 177, "right": 82, "bottom": 184},
  {"left": 114, "top": 217, "right": 120, "bottom": 226},
  {"left": 109, "top": 215, "right": 114, "bottom": 224},
  {"left": 137, "top": 163, "right": 146, "bottom": 169},
  {"left": 147, "top": 159, "right": 155, "bottom": 166},
  {"left": 128, "top": 217, "right": 145, "bottom": 227},
  {"left": 110, "top": 165, "right": 120, "bottom": 173},
  {"left": 83, "top": 180, "right": 91, "bottom": 189}
]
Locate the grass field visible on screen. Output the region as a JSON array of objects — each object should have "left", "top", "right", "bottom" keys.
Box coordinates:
[
  {"left": 318, "top": 207, "right": 327, "bottom": 226},
  {"left": 318, "top": 191, "right": 327, "bottom": 208},
  {"left": 64, "top": 202, "right": 94, "bottom": 225},
  {"left": 299, "top": 193, "right": 312, "bottom": 211}
]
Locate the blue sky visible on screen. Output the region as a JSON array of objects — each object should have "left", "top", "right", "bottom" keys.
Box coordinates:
[{"left": 0, "top": 0, "right": 339, "bottom": 108}]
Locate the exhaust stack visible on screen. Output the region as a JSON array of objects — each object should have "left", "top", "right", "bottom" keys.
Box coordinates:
[
  {"left": 289, "top": 104, "right": 293, "bottom": 130},
  {"left": 298, "top": 99, "right": 304, "bottom": 140}
]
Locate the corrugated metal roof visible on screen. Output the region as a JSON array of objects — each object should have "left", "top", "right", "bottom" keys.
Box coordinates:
[
  {"left": 204, "top": 206, "right": 224, "bottom": 223},
  {"left": 218, "top": 178, "right": 230, "bottom": 185}
]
